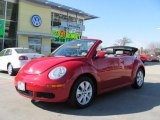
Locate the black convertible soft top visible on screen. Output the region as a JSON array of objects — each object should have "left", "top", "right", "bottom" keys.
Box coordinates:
[{"left": 101, "top": 46, "right": 138, "bottom": 56}]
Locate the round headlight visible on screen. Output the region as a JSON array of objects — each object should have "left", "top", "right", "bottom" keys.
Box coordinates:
[{"left": 48, "top": 66, "right": 67, "bottom": 80}]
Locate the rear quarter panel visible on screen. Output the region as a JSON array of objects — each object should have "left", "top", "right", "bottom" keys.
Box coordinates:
[{"left": 131, "top": 57, "right": 145, "bottom": 83}]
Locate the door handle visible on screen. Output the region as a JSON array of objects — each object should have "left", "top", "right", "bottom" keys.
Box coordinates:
[{"left": 121, "top": 61, "right": 124, "bottom": 63}]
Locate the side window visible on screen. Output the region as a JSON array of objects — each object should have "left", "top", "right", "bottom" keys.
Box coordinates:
[
  {"left": 0, "top": 50, "right": 6, "bottom": 56},
  {"left": 4, "top": 49, "right": 12, "bottom": 56}
]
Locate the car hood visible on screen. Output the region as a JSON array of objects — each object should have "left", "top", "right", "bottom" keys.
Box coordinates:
[{"left": 21, "top": 57, "right": 85, "bottom": 74}]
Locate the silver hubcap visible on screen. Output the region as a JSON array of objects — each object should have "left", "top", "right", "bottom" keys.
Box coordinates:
[
  {"left": 137, "top": 71, "right": 144, "bottom": 86},
  {"left": 76, "top": 81, "right": 93, "bottom": 105},
  {"left": 8, "top": 65, "right": 12, "bottom": 75}
]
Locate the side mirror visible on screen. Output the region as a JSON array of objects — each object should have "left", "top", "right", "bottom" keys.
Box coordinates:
[{"left": 96, "top": 51, "right": 106, "bottom": 58}]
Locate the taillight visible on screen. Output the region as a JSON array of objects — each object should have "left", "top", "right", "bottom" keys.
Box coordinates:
[{"left": 19, "top": 56, "right": 28, "bottom": 60}]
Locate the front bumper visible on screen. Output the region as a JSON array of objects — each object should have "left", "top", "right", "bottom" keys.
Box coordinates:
[
  {"left": 14, "top": 71, "right": 72, "bottom": 102},
  {"left": 15, "top": 81, "right": 70, "bottom": 102}
]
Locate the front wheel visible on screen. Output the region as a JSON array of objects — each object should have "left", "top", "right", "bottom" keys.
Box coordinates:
[
  {"left": 132, "top": 69, "right": 144, "bottom": 89},
  {"left": 68, "top": 76, "right": 95, "bottom": 108}
]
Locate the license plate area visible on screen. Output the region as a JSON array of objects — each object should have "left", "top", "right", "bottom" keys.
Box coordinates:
[{"left": 17, "top": 81, "right": 25, "bottom": 91}]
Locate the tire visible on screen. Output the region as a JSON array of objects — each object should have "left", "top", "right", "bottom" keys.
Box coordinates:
[
  {"left": 7, "top": 64, "right": 15, "bottom": 76},
  {"left": 68, "top": 76, "right": 95, "bottom": 108},
  {"left": 132, "top": 68, "right": 144, "bottom": 89}
]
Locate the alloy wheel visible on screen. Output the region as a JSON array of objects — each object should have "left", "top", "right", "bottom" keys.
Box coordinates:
[
  {"left": 76, "top": 81, "right": 93, "bottom": 105},
  {"left": 136, "top": 70, "right": 144, "bottom": 87}
]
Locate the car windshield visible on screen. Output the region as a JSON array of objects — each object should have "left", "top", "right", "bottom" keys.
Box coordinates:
[
  {"left": 15, "top": 48, "right": 37, "bottom": 54},
  {"left": 50, "top": 39, "right": 96, "bottom": 57}
]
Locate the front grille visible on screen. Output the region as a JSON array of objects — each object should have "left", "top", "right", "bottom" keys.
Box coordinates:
[
  {"left": 36, "top": 92, "right": 55, "bottom": 99},
  {"left": 16, "top": 87, "right": 33, "bottom": 96}
]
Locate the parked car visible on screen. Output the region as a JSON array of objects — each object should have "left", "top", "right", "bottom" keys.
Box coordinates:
[
  {"left": 0, "top": 48, "right": 44, "bottom": 76},
  {"left": 14, "top": 39, "right": 145, "bottom": 108},
  {"left": 139, "top": 54, "right": 151, "bottom": 63},
  {"left": 157, "top": 55, "right": 160, "bottom": 61},
  {"left": 150, "top": 55, "right": 159, "bottom": 62}
]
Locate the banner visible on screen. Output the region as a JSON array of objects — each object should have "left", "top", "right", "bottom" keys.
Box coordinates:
[
  {"left": 52, "top": 29, "right": 81, "bottom": 43},
  {"left": 0, "top": 19, "right": 5, "bottom": 38}
]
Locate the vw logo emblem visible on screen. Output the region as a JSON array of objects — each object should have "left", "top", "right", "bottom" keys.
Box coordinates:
[{"left": 31, "top": 15, "right": 42, "bottom": 27}]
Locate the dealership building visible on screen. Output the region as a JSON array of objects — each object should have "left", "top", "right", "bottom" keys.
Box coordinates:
[{"left": 0, "top": 0, "right": 97, "bottom": 55}]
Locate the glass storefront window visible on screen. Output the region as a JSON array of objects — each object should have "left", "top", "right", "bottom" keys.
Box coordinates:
[
  {"left": 0, "top": 1, "right": 18, "bottom": 51},
  {"left": 60, "top": 14, "right": 68, "bottom": 22},
  {"left": 53, "top": 13, "right": 79, "bottom": 23},
  {"left": 5, "top": 21, "right": 17, "bottom": 39},
  {"left": 77, "top": 19, "right": 83, "bottom": 24},
  {"left": 7, "top": 2, "right": 18, "bottom": 21},
  {"left": 28, "top": 38, "right": 42, "bottom": 53},
  {"left": 53, "top": 13, "right": 60, "bottom": 22},
  {"left": 53, "top": 13, "right": 68, "bottom": 22},
  {"left": 68, "top": 16, "right": 77, "bottom": 23},
  {"left": 52, "top": 12, "right": 84, "bottom": 27},
  {"left": 0, "top": 1, "right": 5, "bottom": 19}
]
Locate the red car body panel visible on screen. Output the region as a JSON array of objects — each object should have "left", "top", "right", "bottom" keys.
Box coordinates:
[
  {"left": 139, "top": 54, "right": 151, "bottom": 62},
  {"left": 140, "top": 54, "right": 159, "bottom": 62},
  {"left": 150, "top": 55, "right": 159, "bottom": 61},
  {"left": 14, "top": 39, "right": 145, "bottom": 102}
]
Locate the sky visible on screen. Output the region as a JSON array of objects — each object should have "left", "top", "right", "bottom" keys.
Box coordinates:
[{"left": 50, "top": 0, "right": 160, "bottom": 48}]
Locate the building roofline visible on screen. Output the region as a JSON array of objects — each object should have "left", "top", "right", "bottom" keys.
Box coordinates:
[{"left": 27, "top": 0, "right": 98, "bottom": 20}]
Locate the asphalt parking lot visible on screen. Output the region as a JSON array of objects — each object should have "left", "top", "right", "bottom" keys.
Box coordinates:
[{"left": 0, "top": 62, "right": 160, "bottom": 120}]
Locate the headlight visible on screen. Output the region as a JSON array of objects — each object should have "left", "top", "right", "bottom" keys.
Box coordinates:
[{"left": 48, "top": 66, "right": 67, "bottom": 80}]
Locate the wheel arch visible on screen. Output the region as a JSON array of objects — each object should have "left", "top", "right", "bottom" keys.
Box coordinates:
[
  {"left": 131, "top": 58, "right": 145, "bottom": 82},
  {"left": 67, "top": 73, "right": 98, "bottom": 108},
  {"left": 70, "top": 73, "right": 98, "bottom": 96},
  {"left": 7, "top": 62, "right": 12, "bottom": 68},
  {"left": 131, "top": 65, "right": 145, "bottom": 89},
  {"left": 139, "top": 66, "right": 145, "bottom": 77}
]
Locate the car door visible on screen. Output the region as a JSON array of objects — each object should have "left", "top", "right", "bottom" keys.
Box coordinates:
[
  {"left": 0, "top": 49, "right": 7, "bottom": 70},
  {"left": 93, "top": 55, "right": 123, "bottom": 91},
  {"left": 117, "top": 55, "right": 134, "bottom": 83}
]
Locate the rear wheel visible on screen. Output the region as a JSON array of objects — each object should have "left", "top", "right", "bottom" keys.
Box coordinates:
[
  {"left": 68, "top": 76, "right": 95, "bottom": 108},
  {"left": 132, "top": 69, "right": 144, "bottom": 89},
  {"left": 7, "top": 64, "right": 15, "bottom": 76}
]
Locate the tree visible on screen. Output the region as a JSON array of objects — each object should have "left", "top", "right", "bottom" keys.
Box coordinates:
[{"left": 114, "top": 37, "right": 132, "bottom": 46}]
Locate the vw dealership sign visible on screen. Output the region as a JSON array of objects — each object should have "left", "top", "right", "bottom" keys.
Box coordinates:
[{"left": 31, "top": 15, "right": 42, "bottom": 27}]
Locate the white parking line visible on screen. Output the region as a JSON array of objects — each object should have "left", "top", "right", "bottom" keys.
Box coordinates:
[{"left": 0, "top": 76, "right": 13, "bottom": 80}]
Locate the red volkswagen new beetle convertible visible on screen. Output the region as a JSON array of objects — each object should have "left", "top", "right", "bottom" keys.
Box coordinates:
[{"left": 15, "top": 39, "right": 145, "bottom": 108}]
